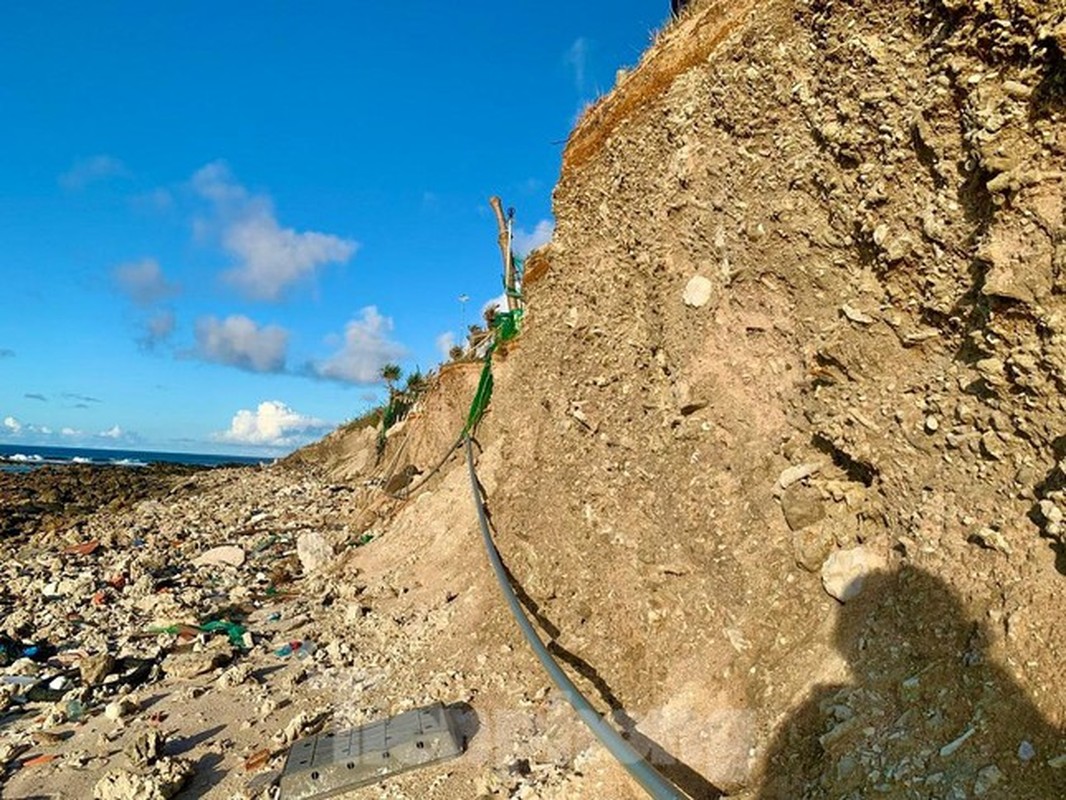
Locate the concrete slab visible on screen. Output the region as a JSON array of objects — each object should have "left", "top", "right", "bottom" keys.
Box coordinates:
[{"left": 279, "top": 702, "right": 465, "bottom": 799}]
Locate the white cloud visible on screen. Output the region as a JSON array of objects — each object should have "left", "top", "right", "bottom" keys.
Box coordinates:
[
  {"left": 435, "top": 331, "right": 457, "bottom": 359},
  {"left": 98, "top": 425, "right": 123, "bottom": 439},
  {"left": 565, "top": 37, "right": 589, "bottom": 94},
  {"left": 312, "top": 306, "right": 407, "bottom": 384},
  {"left": 192, "top": 315, "right": 289, "bottom": 373},
  {"left": 141, "top": 310, "right": 176, "bottom": 349},
  {"left": 215, "top": 400, "right": 330, "bottom": 448},
  {"left": 512, "top": 219, "right": 554, "bottom": 257},
  {"left": 191, "top": 161, "right": 358, "bottom": 301},
  {"left": 113, "top": 258, "right": 179, "bottom": 306},
  {"left": 61, "top": 427, "right": 82, "bottom": 437},
  {"left": 2, "top": 417, "right": 59, "bottom": 438},
  {"left": 132, "top": 187, "right": 175, "bottom": 212},
  {"left": 60, "top": 155, "right": 130, "bottom": 190}
]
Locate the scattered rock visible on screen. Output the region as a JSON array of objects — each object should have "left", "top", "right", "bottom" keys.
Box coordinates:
[
  {"left": 841, "top": 304, "right": 874, "bottom": 325},
  {"left": 780, "top": 484, "right": 826, "bottom": 531},
  {"left": 1018, "top": 740, "right": 1036, "bottom": 762},
  {"left": 163, "top": 637, "right": 233, "bottom": 679},
  {"left": 93, "top": 756, "right": 193, "bottom": 800},
  {"left": 79, "top": 652, "right": 116, "bottom": 686},
  {"left": 104, "top": 697, "right": 139, "bottom": 722},
  {"left": 970, "top": 527, "right": 1012, "bottom": 555},
  {"left": 123, "top": 729, "right": 164, "bottom": 767},
  {"left": 682, "top": 275, "right": 713, "bottom": 307},
  {"left": 821, "top": 547, "right": 886, "bottom": 602},
  {"left": 296, "top": 532, "right": 333, "bottom": 573},
  {"left": 973, "top": 764, "right": 1003, "bottom": 796},
  {"left": 792, "top": 525, "right": 834, "bottom": 572},
  {"left": 192, "top": 545, "right": 246, "bottom": 568},
  {"left": 777, "top": 462, "right": 823, "bottom": 490}
]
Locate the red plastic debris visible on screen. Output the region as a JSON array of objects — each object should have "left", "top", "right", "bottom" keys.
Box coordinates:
[{"left": 63, "top": 540, "right": 100, "bottom": 557}]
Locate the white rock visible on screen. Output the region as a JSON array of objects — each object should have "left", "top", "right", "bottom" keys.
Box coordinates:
[
  {"left": 296, "top": 532, "right": 333, "bottom": 573},
  {"left": 682, "top": 275, "right": 713, "bottom": 308},
  {"left": 821, "top": 547, "right": 886, "bottom": 602},
  {"left": 192, "top": 545, "right": 246, "bottom": 568},
  {"left": 93, "top": 757, "right": 193, "bottom": 800},
  {"left": 841, "top": 304, "right": 874, "bottom": 325},
  {"left": 104, "top": 697, "right": 138, "bottom": 722},
  {"left": 777, "top": 462, "right": 823, "bottom": 490}
]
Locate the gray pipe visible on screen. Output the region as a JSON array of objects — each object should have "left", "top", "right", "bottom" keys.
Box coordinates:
[{"left": 463, "top": 437, "right": 685, "bottom": 800}]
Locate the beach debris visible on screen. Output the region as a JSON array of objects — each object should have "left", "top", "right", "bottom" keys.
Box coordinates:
[
  {"left": 192, "top": 545, "right": 246, "bottom": 568},
  {"left": 63, "top": 540, "right": 102, "bottom": 557}
]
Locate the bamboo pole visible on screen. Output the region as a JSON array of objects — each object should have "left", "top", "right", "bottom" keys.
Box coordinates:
[{"left": 488, "top": 196, "right": 517, "bottom": 312}]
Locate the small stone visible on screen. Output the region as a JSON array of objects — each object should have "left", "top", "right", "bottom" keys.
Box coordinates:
[
  {"left": 1048, "top": 753, "right": 1066, "bottom": 769},
  {"left": 781, "top": 484, "right": 826, "bottom": 531},
  {"left": 296, "top": 532, "right": 333, "bottom": 573},
  {"left": 900, "top": 675, "right": 921, "bottom": 703},
  {"left": 163, "top": 637, "right": 233, "bottom": 679},
  {"left": 1017, "top": 740, "right": 1036, "bottom": 762},
  {"left": 93, "top": 757, "right": 193, "bottom": 800},
  {"left": 777, "top": 462, "right": 823, "bottom": 490},
  {"left": 980, "top": 430, "right": 1005, "bottom": 460},
  {"left": 673, "top": 380, "right": 707, "bottom": 415},
  {"left": 104, "top": 697, "right": 139, "bottom": 722},
  {"left": 971, "top": 527, "right": 1012, "bottom": 555},
  {"left": 793, "top": 526, "right": 834, "bottom": 573},
  {"left": 192, "top": 545, "right": 245, "bottom": 568},
  {"left": 841, "top": 304, "right": 874, "bottom": 325},
  {"left": 682, "top": 275, "right": 713, "bottom": 308},
  {"left": 79, "top": 653, "right": 116, "bottom": 686},
  {"left": 123, "top": 729, "right": 164, "bottom": 767},
  {"left": 218, "top": 662, "right": 254, "bottom": 689},
  {"left": 924, "top": 415, "right": 939, "bottom": 433},
  {"left": 973, "top": 764, "right": 1003, "bottom": 796},
  {"left": 939, "top": 726, "right": 975, "bottom": 757},
  {"left": 1038, "top": 500, "right": 1062, "bottom": 525},
  {"left": 821, "top": 546, "right": 886, "bottom": 602}
]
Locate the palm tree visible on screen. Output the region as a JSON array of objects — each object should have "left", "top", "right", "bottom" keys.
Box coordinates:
[
  {"left": 380, "top": 363, "right": 402, "bottom": 397},
  {"left": 404, "top": 369, "right": 426, "bottom": 396}
]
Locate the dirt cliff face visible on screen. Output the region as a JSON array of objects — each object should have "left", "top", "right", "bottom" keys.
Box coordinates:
[{"left": 484, "top": 0, "right": 1066, "bottom": 796}]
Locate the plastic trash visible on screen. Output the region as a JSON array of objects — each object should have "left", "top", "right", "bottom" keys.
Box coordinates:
[
  {"left": 0, "top": 634, "right": 56, "bottom": 667},
  {"left": 274, "top": 641, "right": 299, "bottom": 657},
  {"left": 274, "top": 640, "right": 314, "bottom": 658},
  {"left": 66, "top": 699, "right": 86, "bottom": 721},
  {"left": 199, "top": 619, "right": 248, "bottom": 649}
]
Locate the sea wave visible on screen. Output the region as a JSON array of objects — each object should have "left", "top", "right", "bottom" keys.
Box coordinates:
[
  {"left": 109, "top": 458, "right": 147, "bottom": 467},
  {"left": 71, "top": 456, "right": 93, "bottom": 464},
  {"left": 7, "top": 454, "right": 43, "bottom": 462}
]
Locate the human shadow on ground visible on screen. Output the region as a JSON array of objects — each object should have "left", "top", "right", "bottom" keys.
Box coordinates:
[
  {"left": 476, "top": 493, "right": 723, "bottom": 800},
  {"left": 758, "top": 567, "right": 1065, "bottom": 799},
  {"left": 166, "top": 723, "right": 227, "bottom": 756}
]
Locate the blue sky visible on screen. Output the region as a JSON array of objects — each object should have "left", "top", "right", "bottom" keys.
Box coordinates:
[{"left": 0, "top": 2, "right": 668, "bottom": 455}]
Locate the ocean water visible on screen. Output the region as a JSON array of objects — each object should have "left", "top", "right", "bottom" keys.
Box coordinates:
[{"left": 0, "top": 443, "right": 269, "bottom": 474}]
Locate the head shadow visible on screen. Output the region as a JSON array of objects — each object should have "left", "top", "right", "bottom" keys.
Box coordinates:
[{"left": 758, "top": 567, "right": 1064, "bottom": 799}]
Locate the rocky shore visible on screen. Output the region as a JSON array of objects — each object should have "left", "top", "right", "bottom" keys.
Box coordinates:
[
  {"left": 0, "top": 436, "right": 607, "bottom": 800},
  {"left": 0, "top": 461, "right": 375, "bottom": 799}
]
